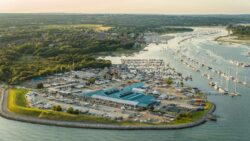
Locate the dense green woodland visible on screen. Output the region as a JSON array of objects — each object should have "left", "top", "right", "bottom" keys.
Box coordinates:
[
  {"left": 1, "top": 14, "right": 250, "bottom": 84},
  {"left": 227, "top": 25, "right": 250, "bottom": 35},
  {"left": 0, "top": 24, "right": 141, "bottom": 84},
  {"left": 227, "top": 25, "right": 250, "bottom": 56},
  {"left": 1, "top": 14, "right": 250, "bottom": 27}
]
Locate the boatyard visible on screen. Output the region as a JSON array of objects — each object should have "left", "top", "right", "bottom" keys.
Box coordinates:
[{"left": 18, "top": 59, "right": 210, "bottom": 124}]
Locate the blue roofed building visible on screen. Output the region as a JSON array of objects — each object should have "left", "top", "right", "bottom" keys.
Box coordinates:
[{"left": 82, "top": 82, "right": 159, "bottom": 109}]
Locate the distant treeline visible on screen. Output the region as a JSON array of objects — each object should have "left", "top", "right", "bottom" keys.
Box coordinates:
[
  {"left": 227, "top": 25, "right": 250, "bottom": 35},
  {"left": 1, "top": 14, "right": 250, "bottom": 28}
]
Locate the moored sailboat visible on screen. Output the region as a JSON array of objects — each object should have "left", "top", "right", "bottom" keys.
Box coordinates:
[{"left": 230, "top": 67, "right": 241, "bottom": 97}]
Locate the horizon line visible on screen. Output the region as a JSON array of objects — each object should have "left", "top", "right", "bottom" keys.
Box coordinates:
[{"left": 1, "top": 12, "right": 250, "bottom": 16}]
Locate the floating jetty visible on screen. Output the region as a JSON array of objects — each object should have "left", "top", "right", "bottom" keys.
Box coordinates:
[
  {"left": 165, "top": 43, "right": 249, "bottom": 97},
  {"left": 121, "top": 59, "right": 185, "bottom": 81}
]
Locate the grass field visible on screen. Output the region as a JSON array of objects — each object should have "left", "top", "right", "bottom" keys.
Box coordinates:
[
  {"left": 43, "top": 24, "right": 112, "bottom": 31},
  {"left": 171, "top": 102, "right": 213, "bottom": 125}
]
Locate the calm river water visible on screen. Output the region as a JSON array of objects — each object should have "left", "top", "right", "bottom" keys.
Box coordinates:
[{"left": 0, "top": 27, "right": 250, "bottom": 141}]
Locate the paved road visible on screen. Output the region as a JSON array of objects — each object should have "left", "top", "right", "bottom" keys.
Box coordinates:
[{"left": 0, "top": 89, "right": 215, "bottom": 130}]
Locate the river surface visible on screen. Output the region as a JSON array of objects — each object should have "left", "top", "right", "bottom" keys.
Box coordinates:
[{"left": 1, "top": 27, "right": 250, "bottom": 141}]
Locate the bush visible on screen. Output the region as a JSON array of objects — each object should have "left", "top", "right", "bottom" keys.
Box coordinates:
[
  {"left": 67, "top": 107, "right": 79, "bottom": 115},
  {"left": 36, "top": 83, "right": 44, "bottom": 89},
  {"left": 52, "top": 105, "right": 62, "bottom": 111},
  {"left": 165, "top": 77, "right": 173, "bottom": 85},
  {"left": 180, "top": 81, "right": 184, "bottom": 87},
  {"left": 66, "top": 107, "right": 74, "bottom": 114},
  {"left": 178, "top": 112, "right": 193, "bottom": 118},
  {"left": 87, "top": 78, "right": 96, "bottom": 85},
  {"left": 74, "top": 109, "right": 80, "bottom": 115}
]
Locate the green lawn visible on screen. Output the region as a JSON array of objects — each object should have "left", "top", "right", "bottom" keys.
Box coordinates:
[{"left": 170, "top": 102, "right": 213, "bottom": 125}]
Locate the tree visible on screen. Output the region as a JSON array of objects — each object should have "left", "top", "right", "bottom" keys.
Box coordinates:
[
  {"left": 52, "top": 105, "right": 62, "bottom": 111},
  {"left": 180, "top": 81, "right": 184, "bottom": 87},
  {"left": 87, "top": 78, "right": 96, "bottom": 85},
  {"left": 74, "top": 109, "right": 80, "bottom": 115},
  {"left": 67, "top": 107, "right": 74, "bottom": 114},
  {"left": 36, "top": 83, "right": 44, "bottom": 89},
  {"left": 165, "top": 77, "right": 173, "bottom": 85},
  {"left": 149, "top": 106, "right": 154, "bottom": 112},
  {"left": 67, "top": 107, "right": 79, "bottom": 114}
]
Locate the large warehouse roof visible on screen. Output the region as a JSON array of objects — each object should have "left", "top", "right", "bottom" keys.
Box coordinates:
[{"left": 84, "top": 82, "right": 157, "bottom": 108}]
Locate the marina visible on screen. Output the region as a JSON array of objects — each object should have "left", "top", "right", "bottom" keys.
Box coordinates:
[
  {"left": 15, "top": 58, "right": 209, "bottom": 124},
  {"left": 0, "top": 27, "right": 250, "bottom": 141},
  {"left": 1, "top": 0, "right": 250, "bottom": 140}
]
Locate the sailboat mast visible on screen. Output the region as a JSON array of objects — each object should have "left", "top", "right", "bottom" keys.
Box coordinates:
[
  {"left": 235, "top": 67, "right": 238, "bottom": 93},
  {"left": 225, "top": 70, "right": 229, "bottom": 90},
  {"left": 244, "top": 74, "right": 247, "bottom": 85}
]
